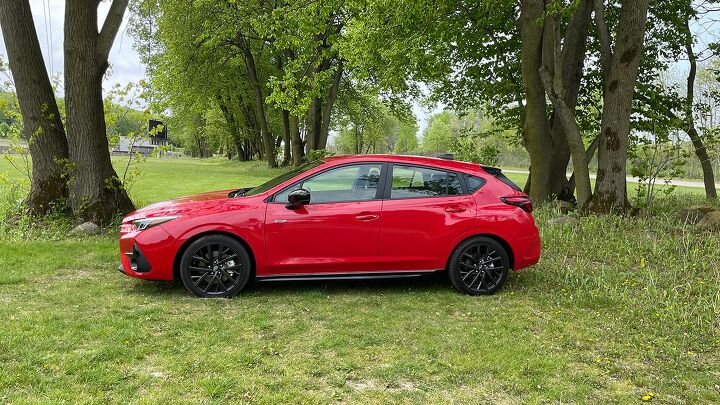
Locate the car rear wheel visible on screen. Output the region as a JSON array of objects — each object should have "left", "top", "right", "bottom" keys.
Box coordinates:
[
  {"left": 448, "top": 236, "right": 509, "bottom": 295},
  {"left": 179, "top": 235, "right": 252, "bottom": 298}
]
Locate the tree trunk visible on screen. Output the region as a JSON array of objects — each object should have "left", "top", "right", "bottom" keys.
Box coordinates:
[
  {"left": 683, "top": 19, "right": 717, "bottom": 200},
  {"left": 238, "top": 35, "right": 277, "bottom": 168},
  {"left": 281, "top": 109, "right": 292, "bottom": 166},
  {"left": 318, "top": 60, "right": 343, "bottom": 150},
  {"left": 0, "top": 0, "right": 69, "bottom": 215},
  {"left": 588, "top": 0, "right": 650, "bottom": 213},
  {"left": 289, "top": 115, "right": 304, "bottom": 166},
  {"left": 519, "top": 0, "right": 553, "bottom": 203},
  {"left": 547, "top": 0, "right": 593, "bottom": 201},
  {"left": 306, "top": 97, "right": 322, "bottom": 152},
  {"left": 65, "top": 0, "right": 134, "bottom": 224}
]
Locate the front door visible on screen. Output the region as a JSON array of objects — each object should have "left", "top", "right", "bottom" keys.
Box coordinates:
[{"left": 265, "top": 163, "right": 384, "bottom": 275}]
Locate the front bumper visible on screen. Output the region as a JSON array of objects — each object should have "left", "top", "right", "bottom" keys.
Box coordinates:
[{"left": 118, "top": 224, "right": 177, "bottom": 280}]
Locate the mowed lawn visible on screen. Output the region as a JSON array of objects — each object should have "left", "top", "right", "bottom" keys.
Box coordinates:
[{"left": 0, "top": 157, "right": 718, "bottom": 403}]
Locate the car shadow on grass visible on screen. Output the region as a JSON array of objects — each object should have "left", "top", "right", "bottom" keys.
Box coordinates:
[{"left": 121, "top": 270, "right": 527, "bottom": 298}]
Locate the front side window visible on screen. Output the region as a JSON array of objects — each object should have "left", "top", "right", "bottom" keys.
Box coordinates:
[
  {"left": 274, "top": 164, "right": 382, "bottom": 204},
  {"left": 390, "top": 165, "right": 463, "bottom": 199}
]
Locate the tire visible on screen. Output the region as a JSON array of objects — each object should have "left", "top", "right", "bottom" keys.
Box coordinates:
[
  {"left": 447, "top": 236, "right": 510, "bottom": 295},
  {"left": 179, "top": 235, "right": 252, "bottom": 298}
]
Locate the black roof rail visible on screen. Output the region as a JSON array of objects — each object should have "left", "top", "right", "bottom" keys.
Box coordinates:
[{"left": 436, "top": 153, "right": 455, "bottom": 160}]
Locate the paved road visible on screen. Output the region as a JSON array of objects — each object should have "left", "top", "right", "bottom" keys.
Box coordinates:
[{"left": 502, "top": 169, "right": 720, "bottom": 189}]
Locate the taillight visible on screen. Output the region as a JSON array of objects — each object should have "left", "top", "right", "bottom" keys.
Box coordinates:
[{"left": 501, "top": 195, "right": 533, "bottom": 213}]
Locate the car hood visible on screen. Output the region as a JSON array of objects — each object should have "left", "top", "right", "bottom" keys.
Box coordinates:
[{"left": 123, "top": 190, "right": 234, "bottom": 222}]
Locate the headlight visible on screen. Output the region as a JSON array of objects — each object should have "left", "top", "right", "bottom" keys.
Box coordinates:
[{"left": 132, "top": 215, "right": 180, "bottom": 231}]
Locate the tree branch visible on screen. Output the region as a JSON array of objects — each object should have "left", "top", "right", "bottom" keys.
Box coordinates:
[
  {"left": 97, "top": 0, "right": 130, "bottom": 62},
  {"left": 593, "top": 0, "right": 612, "bottom": 82}
]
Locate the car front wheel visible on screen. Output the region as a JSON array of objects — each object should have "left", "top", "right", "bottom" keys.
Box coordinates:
[
  {"left": 448, "top": 236, "right": 509, "bottom": 295},
  {"left": 179, "top": 235, "right": 252, "bottom": 298}
]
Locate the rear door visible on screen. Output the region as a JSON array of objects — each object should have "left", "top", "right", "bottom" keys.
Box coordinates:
[{"left": 378, "top": 164, "right": 476, "bottom": 271}]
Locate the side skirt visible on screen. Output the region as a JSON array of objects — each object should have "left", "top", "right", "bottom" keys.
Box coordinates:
[{"left": 256, "top": 270, "right": 443, "bottom": 282}]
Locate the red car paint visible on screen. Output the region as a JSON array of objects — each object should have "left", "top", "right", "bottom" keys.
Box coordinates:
[{"left": 119, "top": 155, "right": 540, "bottom": 281}]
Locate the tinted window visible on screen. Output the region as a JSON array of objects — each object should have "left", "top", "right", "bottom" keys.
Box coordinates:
[
  {"left": 274, "top": 164, "right": 382, "bottom": 204},
  {"left": 466, "top": 175, "right": 486, "bottom": 193},
  {"left": 390, "top": 165, "right": 463, "bottom": 199},
  {"left": 244, "top": 160, "right": 324, "bottom": 196}
]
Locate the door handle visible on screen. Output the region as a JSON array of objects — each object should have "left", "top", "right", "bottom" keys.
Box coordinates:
[
  {"left": 355, "top": 214, "right": 379, "bottom": 221},
  {"left": 445, "top": 205, "right": 466, "bottom": 213}
]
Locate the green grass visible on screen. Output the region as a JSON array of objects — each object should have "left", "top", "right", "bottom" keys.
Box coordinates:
[{"left": 0, "top": 157, "right": 719, "bottom": 403}]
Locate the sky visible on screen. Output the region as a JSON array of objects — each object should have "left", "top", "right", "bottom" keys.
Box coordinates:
[{"left": 0, "top": 0, "right": 145, "bottom": 90}]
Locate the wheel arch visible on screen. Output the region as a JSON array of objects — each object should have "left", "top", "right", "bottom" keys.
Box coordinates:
[
  {"left": 172, "top": 231, "right": 257, "bottom": 280},
  {"left": 445, "top": 233, "right": 515, "bottom": 270}
]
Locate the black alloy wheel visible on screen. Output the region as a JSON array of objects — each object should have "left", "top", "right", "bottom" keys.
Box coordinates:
[
  {"left": 448, "top": 236, "right": 509, "bottom": 295},
  {"left": 179, "top": 235, "right": 252, "bottom": 298}
]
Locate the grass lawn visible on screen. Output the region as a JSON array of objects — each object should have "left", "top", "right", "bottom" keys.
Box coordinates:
[{"left": 0, "top": 157, "right": 718, "bottom": 403}]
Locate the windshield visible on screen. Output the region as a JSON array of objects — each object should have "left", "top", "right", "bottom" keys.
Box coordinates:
[{"left": 242, "top": 160, "right": 324, "bottom": 196}]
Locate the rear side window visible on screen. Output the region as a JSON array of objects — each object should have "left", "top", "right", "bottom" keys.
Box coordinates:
[
  {"left": 390, "top": 165, "right": 463, "bottom": 199},
  {"left": 465, "top": 175, "right": 486, "bottom": 193}
]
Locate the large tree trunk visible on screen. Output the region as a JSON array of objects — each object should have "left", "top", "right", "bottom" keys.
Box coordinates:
[
  {"left": 519, "top": 0, "right": 553, "bottom": 203},
  {"left": 238, "top": 35, "right": 277, "bottom": 168},
  {"left": 683, "top": 19, "right": 717, "bottom": 200},
  {"left": 65, "top": 0, "right": 134, "bottom": 224},
  {"left": 0, "top": 0, "right": 69, "bottom": 215},
  {"left": 588, "top": 0, "right": 650, "bottom": 213},
  {"left": 318, "top": 60, "right": 343, "bottom": 150},
  {"left": 547, "top": 0, "right": 593, "bottom": 201},
  {"left": 539, "top": 5, "right": 592, "bottom": 208}
]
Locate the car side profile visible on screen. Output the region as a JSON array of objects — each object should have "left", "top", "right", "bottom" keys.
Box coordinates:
[{"left": 118, "top": 155, "right": 541, "bottom": 297}]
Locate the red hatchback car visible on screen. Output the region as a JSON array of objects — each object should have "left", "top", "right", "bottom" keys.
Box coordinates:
[{"left": 119, "top": 155, "right": 540, "bottom": 297}]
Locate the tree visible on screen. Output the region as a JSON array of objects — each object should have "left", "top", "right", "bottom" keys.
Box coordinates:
[
  {"left": 588, "top": 0, "right": 651, "bottom": 213},
  {"left": 64, "top": 0, "right": 135, "bottom": 223},
  {"left": 0, "top": 0, "right": 69, "bottom": 214},
  {"left": 681, "top": 7, "right": 717, "bottom": 200}
]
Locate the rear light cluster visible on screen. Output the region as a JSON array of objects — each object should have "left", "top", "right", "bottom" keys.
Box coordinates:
[{"left": 501, "top": 196, "right": 534, "bottom": 213}]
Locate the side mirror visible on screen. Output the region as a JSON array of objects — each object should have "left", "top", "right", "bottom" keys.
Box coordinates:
[{"left": 286, "top": 188, "right": 311, "bottom": 209}]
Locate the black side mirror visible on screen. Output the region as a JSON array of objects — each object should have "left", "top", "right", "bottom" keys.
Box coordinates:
[{"left": 286, "top": 188, "right": 311, "bottom": 209}]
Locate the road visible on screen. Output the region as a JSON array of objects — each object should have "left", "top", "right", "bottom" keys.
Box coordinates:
[{"left": 502, "top": 169, "right": 720, "bottom": 189}]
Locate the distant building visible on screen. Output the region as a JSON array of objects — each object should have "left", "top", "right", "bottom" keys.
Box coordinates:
[{"left": 112, "top": 136, "right": 158, "bottom": 156}]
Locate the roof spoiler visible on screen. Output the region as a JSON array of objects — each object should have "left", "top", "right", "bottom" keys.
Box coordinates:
[
  {"left": 480, "top": 165, "right": 502, "bottom": 175},
  {"left": 435, "top": 153, "right": 455, "bottom": 160}
]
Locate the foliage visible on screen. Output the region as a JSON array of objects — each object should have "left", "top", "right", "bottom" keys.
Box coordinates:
[{"left": 421, "top": 110, "right": 503, "bottom": 165}]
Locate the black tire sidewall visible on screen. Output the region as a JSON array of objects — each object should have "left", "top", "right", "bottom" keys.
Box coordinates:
[
  {"left": 448, "top": 236, "right": 509, "bottom": 295},
  {"left": 179, "top": 235, "right": 252, "bottom": 298}
]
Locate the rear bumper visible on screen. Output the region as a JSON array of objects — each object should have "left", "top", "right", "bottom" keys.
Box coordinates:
[{"left": 512, "top": 229, "right": 541, "bottom": 270}]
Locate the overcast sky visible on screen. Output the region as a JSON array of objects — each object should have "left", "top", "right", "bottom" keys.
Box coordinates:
[{"left": 0, "top": 1, "right": 144, "bottom": 90}]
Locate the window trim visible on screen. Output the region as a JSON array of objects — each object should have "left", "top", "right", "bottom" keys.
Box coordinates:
[
  {"left": 383, "top": 163, "right": 469, "bottom": 200},
  {"left": 269, "top": 162, "right": 388, "bottom": 205}
]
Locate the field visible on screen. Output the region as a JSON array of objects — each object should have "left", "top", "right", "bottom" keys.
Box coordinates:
[{"left": 0, "top": 157, "right": 718, "bottom": 403}]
